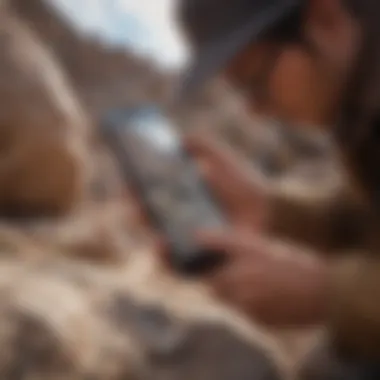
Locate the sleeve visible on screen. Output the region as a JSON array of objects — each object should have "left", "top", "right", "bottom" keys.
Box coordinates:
[
  {"left": 328, "top": 254, "right": 380, "bottom": 358},
  {"left": 266, "top": 185, "right": 371, "bottom": 252}
]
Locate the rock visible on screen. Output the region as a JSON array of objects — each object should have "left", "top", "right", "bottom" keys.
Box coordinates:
[
  {"left": 0, "top": 5, "right": 92, "bottom": 217},
  {"left": 0, "top": 252, "right": 289, "bottom": 380},
  {"left": 0, "top": 1, "right": 368, "bottom": 378}
]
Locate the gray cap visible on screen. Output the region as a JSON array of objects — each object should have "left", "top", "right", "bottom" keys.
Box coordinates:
[{"left": 177, "top": 0, "right": 301, "bottom": 98}]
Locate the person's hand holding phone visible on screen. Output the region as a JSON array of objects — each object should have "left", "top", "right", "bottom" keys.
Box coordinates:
[
  {"left": 185, "top": 134, "right": 269, "bottom": 233},
  {"left": 186, "top": 134, "right": 329, "bottom": 327}
]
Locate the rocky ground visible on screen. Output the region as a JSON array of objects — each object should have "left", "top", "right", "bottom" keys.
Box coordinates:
[{"left": 0, "top": 0, "right": 369, "bottom": 378}]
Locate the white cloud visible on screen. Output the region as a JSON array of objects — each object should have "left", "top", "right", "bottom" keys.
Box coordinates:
[
  {"left": 52, "top": 0, "right": 106, "bottom": 32},
  {"left": 51, "top": 0, "right": 189, "bottom": 68},
  {"left": 117, "top": 0, "right": 188, "bottom": 66}
]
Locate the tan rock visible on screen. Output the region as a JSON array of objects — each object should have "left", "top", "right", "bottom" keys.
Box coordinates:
[
  {"left": 0, "top": 241, "right": 290, "bottom": 380},
  {"left": 0, "top": 6, "right": 92, "bottom": 217}
]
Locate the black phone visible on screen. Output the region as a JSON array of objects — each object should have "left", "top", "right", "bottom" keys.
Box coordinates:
[{"left": 100, "top": 105, "right": 227, "bottom": 275}]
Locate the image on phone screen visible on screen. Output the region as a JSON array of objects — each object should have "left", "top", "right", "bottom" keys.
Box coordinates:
[{"left": 101, "top": 105, "right": 226, "bottom": 274}]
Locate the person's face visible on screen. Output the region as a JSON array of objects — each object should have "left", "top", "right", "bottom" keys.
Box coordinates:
[{"left": 225, "top": 0, "right": 362, "bottom": 129}]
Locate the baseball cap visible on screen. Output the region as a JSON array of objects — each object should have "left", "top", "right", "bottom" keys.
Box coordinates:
[{"left": 177, "top": 0, "right": 301, "bottom": 98}]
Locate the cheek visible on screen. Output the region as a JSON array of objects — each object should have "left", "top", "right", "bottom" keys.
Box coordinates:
[{"left": 267, "top": 49, "right": 340, "bottom": 127}]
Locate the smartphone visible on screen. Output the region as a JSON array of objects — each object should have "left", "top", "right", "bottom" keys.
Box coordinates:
[{"left": 100, "top": 105, "right": 227, "bottom": 275}]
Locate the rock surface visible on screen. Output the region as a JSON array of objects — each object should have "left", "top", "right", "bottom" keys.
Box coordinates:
[
  {"left": 0, "top": 0, "right": 364, "bottom": 378},
  {"left": 0, "top": 3, "right": 92, "bottom": 217}
]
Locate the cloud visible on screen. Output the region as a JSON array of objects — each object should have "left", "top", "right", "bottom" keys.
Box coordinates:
[
  {"left": 51, "top": 0, "right": 188, "bottom": 68},
  {"left": 115, "top": 0, "right": 189, "bottom": 66}
]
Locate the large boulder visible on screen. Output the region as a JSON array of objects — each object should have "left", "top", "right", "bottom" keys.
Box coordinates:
[
  {"left": 0, "top": 219, "right": 290, "bottom": 380},
  {"left": 0, "top": 5, "right": 92, "bottom": 217}
]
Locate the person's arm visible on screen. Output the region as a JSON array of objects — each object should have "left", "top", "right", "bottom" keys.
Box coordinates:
[
  {"left": 185, "top": 133, "right": 372, "bottom": 252},
  {"left": 328, "top": 254, "right": 380, "bottom": 358},
  {"left": 266, "top": 183, "right": 372, "bottom": 253},
  {"left": 266, "top": 184, "right": 380, "bottom": 358}
]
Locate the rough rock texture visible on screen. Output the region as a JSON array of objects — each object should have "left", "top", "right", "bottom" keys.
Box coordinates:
[
  {"left": 0, "top": 242, "right": 290, "bottom": 380},
  {"left": 0, "top": 0, "right": 367, "bottom": 378},
  {"left": 0, "top": 2, "right": 321, "bottom": 379},
  {"left": 9, "top": 0, "right": 175, "bottom": 117},
  {"left": 9, "top": 0, "right": 366, "bottom": 255},
  {"left": 0, "top": 4, "right": 92, "bottom": 217}
]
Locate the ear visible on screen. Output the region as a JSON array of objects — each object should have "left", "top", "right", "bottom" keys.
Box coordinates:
[{"left": 304, "top": 0, "right": 361, "bottom": 79}]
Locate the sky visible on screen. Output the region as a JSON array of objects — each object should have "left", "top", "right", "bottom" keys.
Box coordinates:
[{"left": 51, "top": 0, "right": 189, "bottom": 69}]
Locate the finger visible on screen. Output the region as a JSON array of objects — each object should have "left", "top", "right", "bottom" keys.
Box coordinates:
[
  {"left": 194, "top": 149, "right": 266, "bottom": 224},
  {"left": 234, "top": 209, "right": 269, "bottom": 232},
  {"left": 206, "top": 262, "right": 292, "bottom": 325},
  {"left": 205, "top": 264, "right": 262, "bottom": 316},
  {"left": 198, "top": 159, "right": 248, "bottom": 212},
  {"left": 185, "top": 134, "right": 244, "bottom": 176},
  {"left": 195, "top": 229, "right": 263, "bottom": 258},
  {"left": 192, "top": 153, "right": 256, "bottom": 227},
  {"left": 186, "top": 135, "right": 267, "bottom": 199},
  {"left": 196, "top": 229, "right": 297, "bottom": 263}
]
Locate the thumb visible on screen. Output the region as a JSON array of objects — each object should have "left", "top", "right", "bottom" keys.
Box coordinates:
[
  {"left": 195, "top": 229, "right": 262, "bottom": 259},
  {"left": 185, "top": 134, "right": 241, "bottom": 175}
]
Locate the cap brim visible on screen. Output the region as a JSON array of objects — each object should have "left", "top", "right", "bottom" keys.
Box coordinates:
[{"left": 177, "top": 1, "right": 298, "bottom": 101}]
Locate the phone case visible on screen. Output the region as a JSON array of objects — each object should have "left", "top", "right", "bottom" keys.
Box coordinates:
[{"left": 100, "top": 105, "right": 227, "bottom": 275}]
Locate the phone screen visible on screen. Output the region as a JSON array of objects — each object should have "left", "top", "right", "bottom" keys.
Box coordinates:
[
  {"left": 102, "top": 106, "right": 226, "bottom": 242},
  {"left": 102, "top": 105, "right": 227, "bottom": 274}
]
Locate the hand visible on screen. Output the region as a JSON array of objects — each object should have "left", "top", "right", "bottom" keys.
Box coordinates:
[
  {"left": 126, "top": 133, "right": 267, "bottom": 241},
  {"left": 197, "top": 229, "right": 329, "bottom": 327},
  {"left": 185, "top": 134, "right": 269, "bottom": 232}
]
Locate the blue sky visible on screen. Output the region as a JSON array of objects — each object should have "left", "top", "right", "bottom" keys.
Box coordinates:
[{"left": 51, "top": 0, "right": 189, "bottom": 68}]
